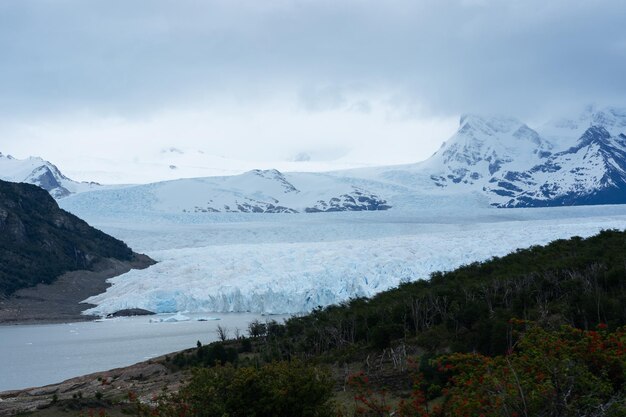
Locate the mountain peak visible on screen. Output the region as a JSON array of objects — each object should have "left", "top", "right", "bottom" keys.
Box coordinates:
[
  {"left": 566, "top": 125, "right": 614, "bottom": 154},
  {"left": 490, "top": 123, "right": 626, "bottom": 207},
  {"left": 543, "top": 106, "right": 626, "bottom": 146},
  {"left": 581, "top": 124, "right": 611, "bottom": 141},
  {"left": 425, "top": 114, "right": 550, "bottom": 186},
  {"left": 0, "top": 153, "right": 101, "bottom": 198},
  {"left": 590, "top": 107, "right": 626, "bottom": 132},
  {"left": 458, "top": 114, "right": 525, "bottom": 135}
]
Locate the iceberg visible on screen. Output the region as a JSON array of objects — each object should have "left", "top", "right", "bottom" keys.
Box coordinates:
[{"left": 149, "top": 313, "right": 191, "bottom": 323}]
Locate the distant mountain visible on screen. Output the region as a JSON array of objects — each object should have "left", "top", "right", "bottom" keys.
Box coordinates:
[
  {"left": 491, "top": 126, "right": 626, "bottom": 207},
  {"left": 11, "top": 106, "right": 626, "bottom": 211},
  {"left": 0, "top": 152, "right": 102, "bottom": 198},
  {"left": 60, "top": 168, "right": 391, "bottom": 215},
  {"left": 541, "top": 105, "right": 626, "bottom": 147},
  {"left": 413, "top": 106, "right": 626, "bottom": 208},
  {"left": 0, "top": 180, "right": 137, "bottom": 296},
  {"left": 423, "top": 114, "right": 553, "bottom": 188}
]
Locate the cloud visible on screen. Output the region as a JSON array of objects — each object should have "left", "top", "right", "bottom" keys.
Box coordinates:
[
  {"left": 1, "top": 0, "right": 624, "bottom": 117},
  {"left": 0, "top": 0, "right": 624, "bottom": 176},
  {"left": 2, "top": 98, "right": 458, "bottom": 174},
  {"left": 298, "top": 85, "right": 347, "bottom": 112}
]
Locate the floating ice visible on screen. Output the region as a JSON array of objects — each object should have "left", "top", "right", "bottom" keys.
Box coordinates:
[{"left": 149, "top": 313, "right": 191, "bottom": 323}]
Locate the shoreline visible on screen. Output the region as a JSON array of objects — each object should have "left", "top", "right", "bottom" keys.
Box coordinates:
[
  {"left": 0, "top": 254, "right": 155, "bottom": 326},
  {"left": 0, "top": 351, "right": 186, "bottom": 415}
]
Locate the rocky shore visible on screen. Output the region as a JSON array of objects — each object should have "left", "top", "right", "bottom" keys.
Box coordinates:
[{"left": 0, "top": 352, "right": 186, "bottom": 416}]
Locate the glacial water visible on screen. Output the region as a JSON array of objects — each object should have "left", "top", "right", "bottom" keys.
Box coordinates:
[{"left": 0, "top": 312, "right": 279, "bottom": 391}]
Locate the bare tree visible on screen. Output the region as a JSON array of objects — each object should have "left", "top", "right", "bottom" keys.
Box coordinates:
[{"left": 216, "top": 324, "right": 229, "bottom": 342}]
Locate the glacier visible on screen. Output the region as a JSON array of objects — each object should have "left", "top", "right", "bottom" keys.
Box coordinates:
[{"left": 58, "top": 197, "right": 626, "bottom": 316}]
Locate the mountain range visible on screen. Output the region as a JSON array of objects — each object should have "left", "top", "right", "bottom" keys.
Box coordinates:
[
  {"left": 425, "top": 106, "right": 626, "bottom": 207},
  {"left": 3, "top": 106, "right": 626, "bottom": 211}
]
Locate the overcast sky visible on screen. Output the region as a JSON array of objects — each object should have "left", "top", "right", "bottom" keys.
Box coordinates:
[{"left": 1, "top": 0, "right": 625, "bottom": 181}]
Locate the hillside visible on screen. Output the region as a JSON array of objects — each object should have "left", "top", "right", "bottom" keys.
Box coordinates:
[
  {"left": 0, "top": 180, "right": 137, "bottom": 296},
  {"left": 275, "top": 228, "right": 626, "bottom": 357}
]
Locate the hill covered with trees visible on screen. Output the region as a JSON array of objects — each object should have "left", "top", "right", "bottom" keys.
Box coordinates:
[{"left": 0, "top": 180, "right": 135, "bottom": 296}]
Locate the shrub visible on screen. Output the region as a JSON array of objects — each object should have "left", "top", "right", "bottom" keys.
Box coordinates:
[{"left": 132, "top": 360, "right": 334, "bottom": 417}]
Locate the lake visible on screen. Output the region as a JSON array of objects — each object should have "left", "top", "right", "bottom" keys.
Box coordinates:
[{"left": 0, "top": 312, "right": 278, "bottom": 392}]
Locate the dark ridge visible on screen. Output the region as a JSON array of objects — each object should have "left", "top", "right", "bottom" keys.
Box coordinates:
[{"left": 0, "top": 180, "right": 134, "bottom": 296}]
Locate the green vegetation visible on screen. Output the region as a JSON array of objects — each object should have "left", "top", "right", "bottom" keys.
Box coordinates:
[
  {"left": 350, "top": 323, "right": 626, "bottom": 416},
  {"left": 131, "top": 361, "right": 335, "bottom": 417},
  {"left": 0, "top": 180, "right": 133, "bottom": 296},
  {"left": 172, "top": 340, "right": 239, "bottom": 368}
]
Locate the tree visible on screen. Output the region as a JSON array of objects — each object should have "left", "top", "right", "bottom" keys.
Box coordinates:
[{"left": 216, "top": 325, "right": 229, "bottom": 342}]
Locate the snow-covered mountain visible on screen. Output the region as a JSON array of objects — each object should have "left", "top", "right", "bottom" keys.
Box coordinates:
[
  {"left": 406, "top": 106, "right": 626, "bottom": 207},
  {"left": 62, "top": 169, "right": 392, "bottom": 216},
  {"left": 0, "top": 153, "right": 103, "bottom": 198},
  {"left": 8, "top": 105, "right": 626, "bottom": 210},
  {"left": 541, "top": 106, "right": 626, "bottom": 147},
  {"left": 492, "top": 126, "right": 626, "bottom": 207},
  {"left": 423, "top": 114, "right": 553, "bottom": 188},
  {"left": 59, "top": 106, "right": 626, "bottom": 217}
]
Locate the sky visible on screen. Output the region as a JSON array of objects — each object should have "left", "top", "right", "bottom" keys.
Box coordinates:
[{"left": 1, "top": 0, "right": 625, "bottom": 182}]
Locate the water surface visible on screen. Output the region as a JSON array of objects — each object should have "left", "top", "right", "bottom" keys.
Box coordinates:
[{"left": 0, "top": 312, "right": 277, "bottom": 391}]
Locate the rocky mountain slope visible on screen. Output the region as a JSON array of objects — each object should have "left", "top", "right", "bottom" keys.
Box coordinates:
[
  {"left": 0, "top": 180, "right": 142, "bottom": 297},
  {"left": 491, "top": 126, "right": 626, "bottom": 207}
]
